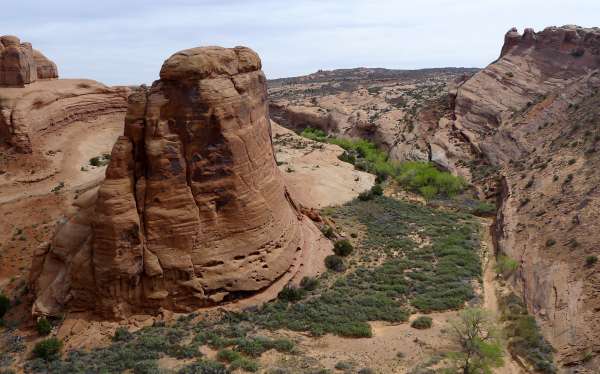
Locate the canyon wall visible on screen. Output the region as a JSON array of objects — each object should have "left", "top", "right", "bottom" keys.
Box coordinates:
[{"left": 426, "top": 26, "right": 600, "bottom": 367}]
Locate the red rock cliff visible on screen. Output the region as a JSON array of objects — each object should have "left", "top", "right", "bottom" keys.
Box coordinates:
[{"left": 30, "top": 46, "right": 325, "bottom": 317}]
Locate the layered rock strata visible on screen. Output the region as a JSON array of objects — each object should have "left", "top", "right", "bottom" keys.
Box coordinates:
[
  {"left": 30, "top": 46, "right": 326, "bottom": 318},
  {"left": 415, "top": 26, "right": 600, "bottom": 366}
]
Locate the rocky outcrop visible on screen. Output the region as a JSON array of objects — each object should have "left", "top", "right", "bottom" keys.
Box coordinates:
[
  {"left": 30, "top": 46, "right": 328, "bottom": 318},
  {"left": 412, "top": 26, "right": 600, "bottom": 368},
  {"left": 0, "top": 79, "right": 129, "bottom": 153},
  {"left": 33, "top": 49, "right": 58, "bottom": 80},
  {"left": 0, "top": 35, "right": 58, "bottom": 87}
]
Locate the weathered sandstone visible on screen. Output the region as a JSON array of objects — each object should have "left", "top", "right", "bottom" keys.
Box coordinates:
[
  {"left": 416, "top": 26, "right": 600, "bottom": 367},
  {"left": 30, "top": 46, "right": 328, "bottom": 318},
  {"left": 0, "top": 79, "right": 129, "bottom": 153},
  {"left": 0, "top": 35, "right": 58, "bottom": 87}
]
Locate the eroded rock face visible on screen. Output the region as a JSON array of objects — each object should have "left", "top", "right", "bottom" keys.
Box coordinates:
[
  {"left": 0, "top": 79, "right": 129, "bottom": 153},
  {"left": 0, "top": 35, "right": 58, "bottom": 87},
  {"left": 412, "top": 26, "right": 600, "bottom": 366},
  {"left": 31, "top": 46, "right": 325, "bottom": 318}
]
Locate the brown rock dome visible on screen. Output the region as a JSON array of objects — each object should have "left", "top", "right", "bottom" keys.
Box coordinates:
[{"left": 30, "top": 46, "right": 326, "bottom": 318}]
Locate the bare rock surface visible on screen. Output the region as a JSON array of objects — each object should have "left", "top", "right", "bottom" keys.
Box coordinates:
[
  {"left": 30, "top": 46, "right": 330, "bottom": 318},
  {"left": 0, "top": 79, "right": 129, "bottom": 153},
  {"left": 0, "top": 35, "right": 58, "bottom": 87},
  {"left": 418, "top": 26, "right": 600, "bottom": 367},
  {"left": 268, "top": 67, "right": 478, "bottom": 161},
  {"left": 272, "top": 121, "right": 375, "bottom": 209}
]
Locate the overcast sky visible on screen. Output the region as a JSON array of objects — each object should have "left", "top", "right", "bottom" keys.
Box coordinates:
[{"left": 3, "top": 0, "right": 599, "bottom": 85}]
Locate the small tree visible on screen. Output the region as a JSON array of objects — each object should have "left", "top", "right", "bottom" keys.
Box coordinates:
[
  {"left": 447, "top": 308, "right": 504, "bottom": 374},
  {"left": 333, "top": 240, "right": 354, "bottom": 257}
]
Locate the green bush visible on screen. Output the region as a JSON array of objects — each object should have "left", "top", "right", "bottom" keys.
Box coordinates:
[
  {"left": 471, "top": 201, "right": 496, "bottom": 215},
  {"left": 397, "top": 161, "right": 466, "bottom": 198},
  {"left": 300, "top": 127, "right": 328, "bottom": 142},
  {"left": 324, "top": 255, "right": 346, "bottom": 272},
  {"left": 300, "top": 276, "right": 319, "bottom": 291},
  {"left": 499, "top": 293, "right": 556, "bottom": 373},
  {"left": 0, "top": 294, "right": 9, "bottom": 318},
  {"left": 113, "top": 327, "right": 133, "bottom": 342},
  {"left": 278, "top": 285, "right": 305, "bottom": 302},
  {"left": 358, "top": 190, "right": 374, "bottom": 201},
  {"left": 33, "top": 338, "right": 62, "bottom": 361},
  {"left": 321, "top": 225, "right": 335, "bottom": 239},
  {"left": 370, "top": 184, "right": 383, "bottom": 196},
  {"left": 495, "top": 255, "right": 519, "bottom": 277},
  {"left": 333, "top": 240, "right": 353, "bottom": 257},
  {"left": 411, "top": 316, "right": 433, "bottom": 329},
  {"left": 36, "top": 317, "right": 52, "bottom": 336},
  {"left": 585, "top": 255, "right": 598, "bottom": 267}
]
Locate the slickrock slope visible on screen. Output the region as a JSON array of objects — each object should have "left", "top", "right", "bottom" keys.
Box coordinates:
[
  {"left": 30, "top": 46, "right": 328, "bottom": 318},
  {"left": 413, "top": 26, "right": 600, "bottom": 368},
  {"left": 0, "top": 79, "right": 129, "bottom": 153},
  {"left": 0, "top": 35, "right": 58, "bottom": 87},
  {"left": 268, "top": 67, "right": 478, "bottom": 161},
  {"left": 0, "top": 36, "right": 127, "bottom": 153},
  {"left": 272, "top": 121, "right": 375, "bottom": 208}
]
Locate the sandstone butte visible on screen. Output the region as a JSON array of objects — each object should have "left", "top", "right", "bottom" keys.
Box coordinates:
[
  {"left": 29, "top": 46, "right": 329, "bottom": 318},
  {"left": 0, "top": 35, "right": 129, "bottom": 154}
]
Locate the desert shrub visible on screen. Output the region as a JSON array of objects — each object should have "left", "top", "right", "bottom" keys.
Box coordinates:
[
  {"left": 495, "top": 255, "right": 518, "bottom": 277},
  {"left": 471, "top": 201, "right": 496, "bottom": 215},
  {"left": 36, "top": 317, "right": 52, "bottom": 336},
  {"left": 320, "top": 225, "right": 335, "bottom": 238},
  {"left": 396, "top": 161, "right": 466, "bottom": 199},
  {"left": 370, "top": 184, "right": 383, "bottom": 196},
  {"left": 585, "top": 255, "right": 598, "bottom": 267},
  {"left": 278, "top": 285, "right": 305, "bottom": 302},
  {"left": 217, "top": 349, "right": 258, "bottom": 372},
  {"left": 0, "top": 294, "right": 9, "bottom": 318},
  {"left": 300, "top": 127, "right": 327, "bottom": 142},
  {"left": 324, "top": 255, "right": 346, "bottom": 272},
  {"left": 177, "top": 359, "right": 228, "bottom": 374},
  {"left": 239, "top": 196, "right": 478, "bottom": 338},
  {"left": 89, "top": 154, "right": 111, "bottom": 167},
  {"left": 411, "top": 316, "right": 433, "bottom": 329},
  {"left": 358, "top": 190, "right": 374, "bottom": 201},
  {"left": 113, "top": 327, "right": 133, "bottom": 342},
  {"left": 333, "top": 240, "right": 353, "bottom": 257},
  {"left": 335, "top": 361, "right": 352, "bottom": 370},
  {"left": 499, "top": 293, "right": 556, "bottom": 373},
  {"left": 300, "top": 276, "right": 319, "bottom": 291},
  {"left": 230, "top": 357, "right": 259, "bottom": 372},
  {"left": 33, "top": 338, "right": 62, "bottom": 361}
]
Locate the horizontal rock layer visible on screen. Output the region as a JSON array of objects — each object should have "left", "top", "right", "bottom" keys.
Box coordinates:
[{"left": 0, "top": 79, "right": 129, "bottom": 153}]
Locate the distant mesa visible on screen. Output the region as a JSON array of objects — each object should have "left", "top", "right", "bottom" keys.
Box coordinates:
[{"left": 0, "top": 35, "right": 58, "bottom": 87}]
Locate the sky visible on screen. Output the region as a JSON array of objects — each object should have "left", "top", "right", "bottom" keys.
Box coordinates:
[{"left": 3, "top": 0, "right": 599, "bottom": 85}]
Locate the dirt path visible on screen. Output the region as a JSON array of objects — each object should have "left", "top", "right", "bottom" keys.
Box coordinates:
[{"left": 479, "top": 218, "right": 526, "bottom": 374}]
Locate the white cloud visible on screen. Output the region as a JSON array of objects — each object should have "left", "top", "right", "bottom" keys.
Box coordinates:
[{"left": 3, "top": 0, "right": 599, "bottom": 85}]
